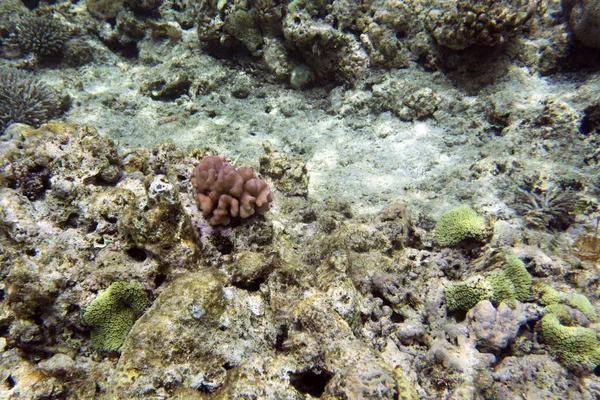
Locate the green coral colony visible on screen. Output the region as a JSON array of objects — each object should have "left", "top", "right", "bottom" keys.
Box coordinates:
[
  {"left": 83, "top": 282, "right": 147, "bottom": 351},
  {"left": 446, "top": 253, "right": 600, "bottom": 372},
  {"left": 434, "top": 206, "right": 488, "bottom": 246}
]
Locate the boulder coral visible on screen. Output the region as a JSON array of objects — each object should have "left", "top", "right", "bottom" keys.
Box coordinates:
[
  {"left": 434, "top": 205, "right": 489, "bottom": 247},
  {"left": 562, "top": 0, "right": 600, "bottom": 48}
]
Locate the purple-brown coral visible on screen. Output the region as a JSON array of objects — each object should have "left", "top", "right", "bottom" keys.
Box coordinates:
[{"left": 191, "top": 155, "right": 274, "bottom": 225}]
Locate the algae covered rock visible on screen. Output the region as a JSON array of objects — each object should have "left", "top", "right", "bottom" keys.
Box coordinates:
[
  {"left": 224, "top": 10, "right": 263, "bottom": 53},
  {"left": 427, "top": 0, "right": 539, "bottom": 50},
  {"left": 111, "top": 269, "right": 278, "bottom": 397},
  {"left": 467, "top": 301, "right": 528, "bottom": 353},
  {"left": 83, "top": 281, "right": 147, "bottom": 351}
]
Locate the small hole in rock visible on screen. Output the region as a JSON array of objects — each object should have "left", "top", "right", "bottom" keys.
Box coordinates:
[
  {"left": 154, "top": 273, "right": 167, "bottom": 288},
  {"left": 127, "top": 247, "right": 148, "bottom": 262},
  {"left": 212, "top": 234, "right": 234, "bottom": 255},
  {"left": 289, "top": 368, "right": 333, "bottom": 397},
  {"left": 275, "top": 324, "right": 288, "bottom": 351},
  {"left": 87, "top": 220, "right": 98, "bottom": 233},
  {"left": 390, "top": 311, "right": 404, "bottom": 323},
  {"left": 5, "top": 375, "right": 15, "bottom": 389},
  {"left": 232, "top": 275, "right": 265, "bottom": 292},
  {"left": 447, "top": 309, "right": 467, "bottom": 323},
  {"left": 222, "top": 361, "right": 234, "bottom": 370}
]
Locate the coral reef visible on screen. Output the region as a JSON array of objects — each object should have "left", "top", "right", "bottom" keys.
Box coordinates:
[
  {"left": 0, "top": 0, "right": 599, "bottom": 396},
  {"left": 195, "top": 0, "right": 417, "bottom": 83},
  {"left": 445, "top": 254, "right": 532, "bottom": 311},
  {"left": 0, "top": 68, "right": 64, "bottom": 134},
  {"left": 191, "top": 154, "right": 274, "bottom": 225},
  {"left": 427, "top": 0, "right": 540, "bottom": 50},
  {"left": 0, "top": 120, "right": 598, "bottom": 398},
  {"left": 83, "top": 281, "right": 147, "bottom": 351}
]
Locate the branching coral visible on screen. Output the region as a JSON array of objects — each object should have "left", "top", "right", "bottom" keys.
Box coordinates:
[{"left": 191, "top": 155, "right": 274, "bottom": 225}]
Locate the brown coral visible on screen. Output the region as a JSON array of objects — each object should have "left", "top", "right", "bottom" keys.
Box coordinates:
[
  {"left": 562, "top": 0, "right": 600, "bottom": 48},
  {"left": 428, "top": 0, "right": 539, "bottom": 50},
  {"left": 191, "top": 155, "right": 274, "bottom": 225}
]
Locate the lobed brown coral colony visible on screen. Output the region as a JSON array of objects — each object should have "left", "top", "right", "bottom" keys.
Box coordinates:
[{"left": 191, "top": 155, "right": 274, "bottom": 225}]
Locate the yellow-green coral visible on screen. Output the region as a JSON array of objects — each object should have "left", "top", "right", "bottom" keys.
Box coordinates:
[
  {"left": 445, "top": 255, "right": 531, "bottom": 311},
  {"left": 434, "top": 206, "right": 487, "bottom": 247},
  {"left": 568, "top": 294, "right": 598, "bottom": 322},
  {"left": 502, "top": 254, "right": 532, "bottom": 301},
  {"left": 532, "top": 282, "right": 561, "bottom": 306},
  {"left": 83, "top": 281, "right": 147, "bottom": 351},
  {"left": 540, "top": 311, "right": 600, "bottom": 371},
  {"left": 489, "top": 270, "right": 517, "bottom": 309},
  {"left": 445, "top": 277, "right": 494, "bottom": 311}
]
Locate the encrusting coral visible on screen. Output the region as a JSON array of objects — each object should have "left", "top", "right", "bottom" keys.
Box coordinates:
[
  {"left": 532, "top": 281, "right": 562, "bottom": 306},
  {"left": 445, "top": 254, "right": 532, "bottom": 311},
  {"left": 191, "top": 155, "right": 274, "bottom": 225},
  {"left": 540, "top": 307, "right": 600, "bottom": 372},
  {"left": 83, "top": 281, "right": 147, "bottom": 352},
  {"left": 502, "top": 254, "right": 533, "bottom": 301}
]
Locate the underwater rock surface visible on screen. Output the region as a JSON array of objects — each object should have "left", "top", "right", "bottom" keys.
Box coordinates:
[
  {"left": 0, "top": 122, "right": 598, "bottom": 398},
  {"left": 0, "top": 0, "right": 599, "bottom": 398}
]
